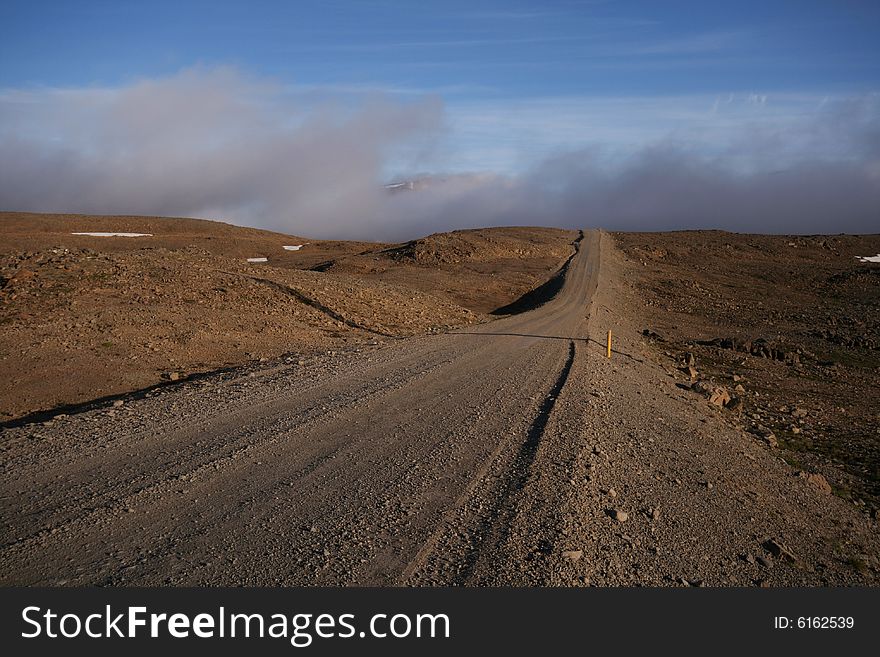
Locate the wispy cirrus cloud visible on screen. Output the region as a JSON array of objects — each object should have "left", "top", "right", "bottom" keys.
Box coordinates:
[{"left": 600, "top": 29, "right": 752, "bottom": 57}]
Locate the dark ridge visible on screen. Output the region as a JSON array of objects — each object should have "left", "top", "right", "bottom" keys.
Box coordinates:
[
  {"left": 0, "top": 363, "right": 246, "bottom": 430},
  {"left": 224, "top": 271, "right": 396, "bottom": 338},
  {"left": 490, "top": 230, "right": 584, "bottom": 316},
  {"left": 309, "top": 260, "right": 335, "bottom": 272}
]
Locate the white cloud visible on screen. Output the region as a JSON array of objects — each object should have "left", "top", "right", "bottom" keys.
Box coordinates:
[{"left": 1, "top": 67, "right": 878, "bottom": 239}]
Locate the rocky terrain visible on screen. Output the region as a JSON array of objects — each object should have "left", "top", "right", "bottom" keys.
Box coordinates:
[
  {"left": 0, "top": 212, "right": 576, "bottom": 422},
  {"left": 2, "top": 229, "right": 877, "bottom": 588},
  {"left": 613, "top": 230, "right": 880, "bottom": 518}
]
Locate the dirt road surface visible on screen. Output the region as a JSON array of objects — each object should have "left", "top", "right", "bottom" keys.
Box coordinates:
[{"left": 2, "top": 229, "right": 877, "bottom": 586}]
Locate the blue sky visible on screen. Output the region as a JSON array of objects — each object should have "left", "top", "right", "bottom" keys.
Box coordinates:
[
  {"left": 2, "top": 0, "right": 879, "bottom": 95},
  {"left": 1, "top": 1, "right": 878, "bottom": 236}
]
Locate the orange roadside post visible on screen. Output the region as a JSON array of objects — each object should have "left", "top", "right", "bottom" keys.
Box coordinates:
[{"left": 607, "top": 329, "right": 612, "bottom": 358}]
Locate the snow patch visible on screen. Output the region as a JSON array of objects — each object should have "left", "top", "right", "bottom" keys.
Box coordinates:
[
  {"left": 71, "top": 232, "right": 153, "bottom": 237},
  {"left": 855, "top": 254, "right": 880, "bottom": 263},
  {"left": 247, "top": 257, "right": 268, "bottom": 263},
  {"left": 282, "top": 244, "right": 305, "bottom": 251}
]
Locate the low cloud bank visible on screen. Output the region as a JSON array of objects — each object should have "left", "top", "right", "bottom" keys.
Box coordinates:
[{"left": 1, "top": 68, "right": 877, "bottom": 239}]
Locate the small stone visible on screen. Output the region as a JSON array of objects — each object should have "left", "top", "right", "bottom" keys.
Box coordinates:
[
  {"left": 725, "top": 396, "right": 743, "bottom": 412},
  {"left": 562, "top": 550, "right": 583, "bottom": 562},
  {"left": 754, "top": 429, "right": 779, "bottom": 448},
  {"left": 112, "top": 399, "right": 125, "bottom": 408},
  {"left": 764, "top": 538, "right": 797, "bottom": 563},
  {"left": 607, "top": 487, "right": 618, "bottom": 498},
  {"left": 650, "top": 507, "right": 660, "bottom": 520},
  {"left": 735, "top": 384, "right": 745, "bottom": 393},
  {"left": 709, "top": 387, "right": 731, "bottom": 407},
  {"left": 792, "top": 407, "right": 808, "bottom": 418},
  {"left": 609, "top": 509, "right": 628, "bottom": 523}
]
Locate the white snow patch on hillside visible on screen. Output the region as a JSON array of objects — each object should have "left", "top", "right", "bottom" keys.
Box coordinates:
[
  {"left": 247, "top": 257, "right": 268, "bottom": 263},
  {"left": 282, "top": 244, "right": 305, "bottom": 251},
  {"left": 856, "top": 254, "right": 880, "bottom": 263},
  {"left": 71, "top": 232, "right": 153, "bottom": 237}
]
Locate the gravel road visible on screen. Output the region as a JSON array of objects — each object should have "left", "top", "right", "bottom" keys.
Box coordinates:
[
  {"left": 2, "top": 228, "right": 877, "bottom": 586},
  {"left": 0, "top": 232, "right": 600, "bottom": 585}
]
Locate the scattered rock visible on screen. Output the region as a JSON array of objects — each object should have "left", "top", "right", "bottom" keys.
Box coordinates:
[
  {"left": 725, "top": 395, "right": 743, "bottom": 412},
  {"left": 799, "top": 471, "right": 832, "bottom": 494},
  {"left": 709, "top": 387, "right": 731, "bottom": 407},
  {"left": 764, "top": 538, "right": 797, "bottom": 563},
  {"left": 749, "top": 425, "right": 778, "bottom": 448},
  {"left": 112, "top": 399, "right": 125, "bottom": 408},
  {"left": 680, "top": 365, "right": 699, "bottom": 380},
  {"left": 561, "top": 550, "right": 583, "bottom": 562},
  {"left": 608, "top": 509, "right": 629, "bottom": 523},
  {"left": 792, "top": 407, "right": 808, "bottom": 418}
]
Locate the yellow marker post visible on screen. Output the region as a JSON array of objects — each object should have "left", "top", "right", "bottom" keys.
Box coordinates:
[{"left": 607, "top": 330, "right": 612, "bottom": 358}]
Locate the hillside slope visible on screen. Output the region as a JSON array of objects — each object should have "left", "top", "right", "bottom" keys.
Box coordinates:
[{"left": 0, "top": 212, "right": 576, "bottom": 421}]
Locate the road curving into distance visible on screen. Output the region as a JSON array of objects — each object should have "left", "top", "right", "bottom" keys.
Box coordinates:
[{"left": 0, "top": 230, "right": 600, "bottom": 585}]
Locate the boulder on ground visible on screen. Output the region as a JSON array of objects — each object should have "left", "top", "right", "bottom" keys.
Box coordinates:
[{"left": 709, "top": 387, "right": 731, "bottom": 407}]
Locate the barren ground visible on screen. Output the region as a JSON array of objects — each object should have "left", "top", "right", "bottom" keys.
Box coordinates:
[
  {"left": 0, "top": 212, "right": 575, "bottom": 421},
  {"left": 613, "top": 231, "right": 880, "bottom": 514},
  {"left": 1, "top": 225, "right": 877, "bottom": 587}
]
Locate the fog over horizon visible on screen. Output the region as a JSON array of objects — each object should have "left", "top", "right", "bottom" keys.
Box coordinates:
[{"left": 1, "top": 67, "right": 878, "bottom": 241}]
